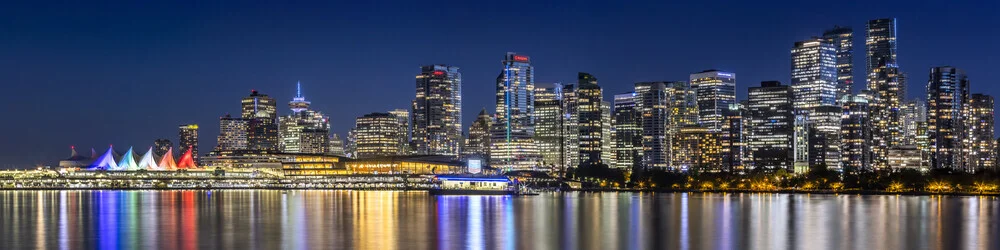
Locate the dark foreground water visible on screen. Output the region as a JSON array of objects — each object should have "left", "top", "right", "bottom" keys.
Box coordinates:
[{"left": 0, "top": 191, "right": 997, "bottom": 250}]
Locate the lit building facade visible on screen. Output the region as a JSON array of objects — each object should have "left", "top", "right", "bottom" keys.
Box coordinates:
[
  {"left": 968, "top": 94, "right": 995, "bottom": 170},
  {"left": 154, "top": 139, "right": 172, "bottom": 157},
  {"left": 178, "top": 124, "right": 199, "bottom": 162},
  {"left": 278, "top": 83, "right": 331, "bottom": 154},
  {"left": 791, "top": 38, "right": 839, "bottom": 111},
  {"left": 667, "top": 81, "right": 699, "bottom": 169},
  {"left": 927, "top": 66, "right": 969, "bottom": 171},
  {"left": 560, "top": 84, "right": 580, "bottom": 170},
  {"left": 388, "top": 109, "right": 412, "bottom": 154},
  {"left": 354, "top": 112, "right": 406, "bottom": 158},
  {"left": 534, "top": 83, "right": 566, "bottom": 170},
  {"left": 465, "top": 109, "right": 493, "bottom": 163},
  {"left": 822, "top": 26, "right": 854, "bottom": 102},
  {"left": 613, "top": 92, "right": 641, "bottom": 170},
  {"left": 600, "top": 101, "right": 615, "bottom": 168},
  {"left": 690, "top": 70, "right": 736, "bottom": 132},
  {"left": 217, "top": 114, "right": 250, "bottom": 151},
  {"left": 576, "top": 72, "right": 604, "bottom": 165},
  {"left": 490, "top": 52, "right": 540, "bottom": 170},
  {"left": 841, "top": 93, "right": 872, "bottom": 171},
  {"left": 242, "top": 90, "right": 280, "bottom": 152},
  {"left": 747, "top": 81, "right": 794, "bottom": 171},
  {"left": 634, "top": 82, "right": 669, "bottom": 169},
  {"left": 412, "top": 65, "right": 462, "bottom": 156},
  {"left": 328, "top": 134, "right": 346, "bottom": 157},
  {"left": 900, "top": 100, "right": 928, "bottom": 147},
  {"left": 866, "top": 18, "right": 903, "bottom": 169}
]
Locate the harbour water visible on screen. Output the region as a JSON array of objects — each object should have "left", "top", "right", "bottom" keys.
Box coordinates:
[{"left": 0, "top": 190, "right": 997, "bottom": 250}]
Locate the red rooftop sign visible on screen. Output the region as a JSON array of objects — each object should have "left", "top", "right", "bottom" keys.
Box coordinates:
[{"left": 513, "top": 55, "right": 529, "bottom": 62}]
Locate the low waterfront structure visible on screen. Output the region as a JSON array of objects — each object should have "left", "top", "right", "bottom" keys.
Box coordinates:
[{"left": 345, "top": 155, "right": 467, "bottom": 174}]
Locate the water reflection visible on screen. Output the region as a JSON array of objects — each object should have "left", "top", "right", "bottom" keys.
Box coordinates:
[{"left": 0, "top": 191, "right": 997, "bottom": 250}]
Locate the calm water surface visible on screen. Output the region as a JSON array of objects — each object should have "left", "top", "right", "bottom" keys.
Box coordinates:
[{"left": 0, "top": 190, "right": 997, "bottom": 250}]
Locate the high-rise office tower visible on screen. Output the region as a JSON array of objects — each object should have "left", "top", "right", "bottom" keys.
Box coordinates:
[
  {"left": 747, "top": 81, "right": 794, "bottom": 171},
  {"left": 354, "top": 112, "right": 406, "bottom": 158},
  {"left": 178, "top": 124, "right": 199, "bottom": 162},
  {"left": 217, "top": 114, "right": 250, "bottom": 151},
  {"left": 561, "top": 84, "right": 580, "bottom": 170},
  {"left": 328, "top": 134, "right": 346, "bottom": 157},
  {"left": 927, "top": 66, "right": 969, "bottom": 171},
  {"left": 576, "top": 72, "right": 604, "bottom": 165},
  {"left": 791, "top": 38, "right": 839, "bottom": 111},
  {"left": 900, "top": 100, "right": 927, "bottom": 146},
  {"left": 613, "top": 92, "right": 641, "bottom": 170},
  {"left": 690, "top": 70, "right": 736, "bottom": 132},
  {"left": 465, "top": 109, "right": 493, "bottom": 162},
  {"left": 634, "top": 82, "right": 669, "bottom": 169},
  {"left": 841, "top": 93, "right": 872, "bottom": 171},
  {"left": 805, "top": 105, "right": 843, "bottom": 170},
  {"left": 675, "top": 126, "right": 721, "bottom": 171},
  {"left": 345, "top": 129, "right": 357, "bottom": 158},
  {"left": 968, "top": 94, "right": 995, "bottom": 170},
  {"left": 534, "top": 83, "right": 566, "bottom": 170},
  {"left": 242, "top": 90, "right": 280, "bottom": 152},
  {"left": 823, "top": 26, "right": 854, "bottom": 101},
  {"left": 667, "top": 81, "right": 699, "bottom": 169},
  {"left": 600, "top": 101, "right": 615, "bottom": 168},
  {"left": 412, "top": 65, "right": 462, "bottom": 156},
  {"left": 490, "top": 52, "right": 540, "bottom": 170},
  {"left": 153, "top": 139, "right": 172, "bottom": 157},
  {"left": 721, "top": 104, "right": 745, "bottom": 172},
  {"left": 388, "top": 109, "right": 412, "bottom": 155},
  {"left": 866, "top": 18, "right": 903, "bottom": 169},
  {"left": 279, "top": 83, "right": 330, "bottom": 154}
]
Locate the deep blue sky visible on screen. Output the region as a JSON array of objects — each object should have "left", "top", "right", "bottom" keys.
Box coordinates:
[{"left": 1, "top": 1, "right": 997, "bottom": 167}]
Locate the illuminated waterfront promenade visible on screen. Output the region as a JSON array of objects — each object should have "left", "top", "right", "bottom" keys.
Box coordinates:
[{"left": 0, "top": 169, "right": 437, "bottom": 190}]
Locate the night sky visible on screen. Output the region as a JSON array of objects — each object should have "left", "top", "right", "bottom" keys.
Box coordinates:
[{"left": 1, "top": 1, "right": 997, "bottom": 167}]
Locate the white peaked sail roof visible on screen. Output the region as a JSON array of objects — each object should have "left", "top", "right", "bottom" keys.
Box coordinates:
[
  {"left": 116, "top": 147, "right": 139, "bottom": 171},
  {"left": 159, "top": 147, "right": 177, "bottom": 170},
  {"left": 89, "top": 146, "right": 119, "bottom": 170},
  {"left": 137, "top": 147, "right": 160, "bottom": 170}
]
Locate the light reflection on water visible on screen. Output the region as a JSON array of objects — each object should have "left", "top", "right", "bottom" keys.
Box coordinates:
[{"left": 0, "top": 190, "right": 997, "bottom": 250}]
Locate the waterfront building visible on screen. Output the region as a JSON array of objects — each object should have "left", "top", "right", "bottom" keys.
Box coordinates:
[
  {"left": 534, "top": 83, "right": 566, "bottom": 171},
  {"left": 345, "top": 155, "right": 467, "bottom": 175},
  {"left": 159, "top": 147, "right": 177, "bottom": 170},
  {"left": 278, "top": 83, "right": 330, "bottom": 154},
  {"left": 968, "top": 94, "right": 996, "bottom": 170},
  {"left": 613, "top": 92, "right": 641, "bottom": 170},
  {"left": 888, "top": 145, "right": 928, "bottom": 171},
  {"left": 153, "top": 139, "right": 172, "bottom": 157},
  {"left": 58, "top": 146, "right": 92, "bottom": 168},
  {"left": 179, "top": 124, "right": 199, "bottom": 162},
  {"left": 866, "top": 18, "right": 903, "bottom": 169},
  {"left": 900, "top": 100, "right": 927, "bottom": 146},
  {"left": 690, "top": 70, "right": 736, "bottom": 132},
  {"left": 675, "top": 126, "right": 721, "bottom": 171},
  {"left": 388, "top": 109, "right": 412, "bottom": 155},
  {"left": 412, "top": 65, "right": 462, "bottom": 156},
  {"left": 217, "top": 114, "right": 250, "bottom": 151},
  {"left": 465, "top": 109, "right": 492, "bottom": 162},
  {"left": 822, "top": 26, "right": 854, "bottom": 102},
  {"left": 137, "top": 147, "right": 159, "bottom": 170},
  {"left": 841, "top": 93, "right": 873, "bottom": 171},
  {"left": 328, "top": 134, "right": 346, "bottom": 157},
  {"left": 927, "top": 66, "right": 969, "bottom": 171},
  {"left": 354, "top": 112, "right": 407, "bottom": 158},
  {"left": 242, "top": 90, "right": 280, "bottom": 152},
  {"left": 577, "top": 72, "right": 604, "bottom": 165},
  {"left": 490, "top": 52, "right": 540, "bottom": 170},
  {"left": 634, "top": 82, "right": 669, "bottom": 169},
  {"left": 721, "top": 104, "right": 745, "bottom": 172},
  {"left": 747, "top": 81, "right": 794, "bottom": 171}
]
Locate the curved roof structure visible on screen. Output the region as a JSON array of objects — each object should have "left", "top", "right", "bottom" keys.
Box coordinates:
[
  {"left": 137, "top": 147, "right": 160, "bottom": 170},
  {"left": 88, "top": 146, "right": 119, "bottom": 170},
  {"left": 116, "top": 147, "right": 139, "bottom": 171},
  {"left": 177, "top": 146, "right": 197, "bottom": 169},
  {"left": 159, "top": 147, "right": 177, "bottom": 170}
]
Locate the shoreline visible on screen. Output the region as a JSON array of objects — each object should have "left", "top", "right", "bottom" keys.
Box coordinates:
[{"left": 2, "top": 187, "right": 997, "bottom": 197}]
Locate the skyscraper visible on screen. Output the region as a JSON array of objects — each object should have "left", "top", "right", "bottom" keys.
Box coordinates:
[
  {"left": 576, "top": 72, "right": 604, "bottom": 165},
  {"left": 217, "top": 114, "right": 250, "bottom": 151},
  {"left": 613, "top": 92, "right": 641, "bottom": 170},
  {"left": 667, "top": 81, "right": 699, "bottom": 169},
  {"left": 900, "top": 100, "right": 927, "bottom": 146},
  {"left": 388, "top": 109, "right": 412, "bottom": 155},
  {"left": 747, "top": 81, "right": 794, "bottom": 171},
  {"left": 153, "top": 139, "right": 172, "bottom": 157},
  {"left": 967, "top": 94, "right": 995, "bottom": 170},
  {"left": 534, "top": 83, "right": 566, "bottom": 170},
  {"left": 805, "top": 105, "right": 843, "bottom": 170},
  {"left": 561, "top": 84, "right": 580, "bottom": 170},
  {"left": 328, "top": 134, "right": 346, "bottom": 157},
  {"left": 600, "top": 101, "right": 615, "bottom": 168},
  {"left": 242, "top": 90, "right": 279, "bottom": 152},
  {"left": 354, "top": 112, "right": 406, "bottom": 158},
  {"left": 279, "top": 83, "right": 331, "bottom": 154},
  {"left": 178, "top": 124, "right": 199, "bottom": 162},
  {"left": 690, "top": 70, "right": 736, "bottom": 132},
  {"left": 634, "top": 82, "right": 669, "bottom": 169},
  {"left": 841, "top": 93, "right": 872, "bottom": 171},
  {"left": 490, "top": 52, "right": 540, "bottom": 170},
  {"left": 791, "top": 38, "right": 839, "bottom": 111},
  {"left": 822, "top": 26, "right": 853, "bottom": 101},
  {"left": 866, "top": 18, "right": 903, "bottom": 169},
  {"left": 465, "top": 109, "right": 493, "bottom": 163},
  {"left": 927, "top": 66, "right": 969, "bottom": 171},
  {"left": 412, "top": 65, "right": 462, "bottom": 156}
]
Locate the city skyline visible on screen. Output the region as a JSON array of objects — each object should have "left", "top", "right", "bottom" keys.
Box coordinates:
[{"left": 1, "top": 2, "right": 997, "bottom": 167}]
